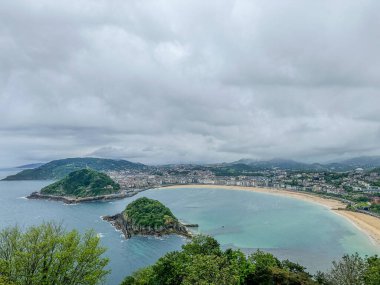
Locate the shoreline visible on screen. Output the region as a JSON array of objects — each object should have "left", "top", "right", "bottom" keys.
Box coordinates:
[
  {"left": 27, "top": 191, "right": 132, "bottom": 204},
  {"left": 102, "top": 213, "right": 193, "bottom": 239},
  {"left": 160, "top": 184, "right": 380, "bottom": 247}
]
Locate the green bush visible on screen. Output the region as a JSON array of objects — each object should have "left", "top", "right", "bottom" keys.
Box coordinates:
[{"left": 0, "top": 222, "right": 109, "bottom": 285}]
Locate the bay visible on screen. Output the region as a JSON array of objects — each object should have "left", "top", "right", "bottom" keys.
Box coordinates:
[{"left": 0, "top": 169, "right": 379, "bottom": 284}]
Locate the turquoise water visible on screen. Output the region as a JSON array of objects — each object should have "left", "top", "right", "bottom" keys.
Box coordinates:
[{"left": 0, "top": 169, "right": 379, "bottom": 284}]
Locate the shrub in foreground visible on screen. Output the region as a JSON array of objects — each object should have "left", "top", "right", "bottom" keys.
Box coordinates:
[
  {"left": 121, "top": 235, "right": 380, "bottom": 285},
  {"left": 121, "top": 235, "right": 316, "bottom": 285},
  {"left": 0, "top": 222, "right": 109, "bottom": 285}
]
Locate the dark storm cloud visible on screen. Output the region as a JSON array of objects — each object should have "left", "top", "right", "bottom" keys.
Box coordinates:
[{"left": 1, "top": 0, "right": 380, "bottom": 166}]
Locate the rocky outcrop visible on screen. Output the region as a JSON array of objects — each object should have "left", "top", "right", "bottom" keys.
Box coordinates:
[{"left": 102, "top": 213, "right": 192, "bottom": 239}]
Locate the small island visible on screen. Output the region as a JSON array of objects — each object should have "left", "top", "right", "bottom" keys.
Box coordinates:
[
  {"left": 28, "top": 169, "right": 127, "bottom": 203},
  {"left": 103, "top": 197, "right": 192, "bottom": 239}
]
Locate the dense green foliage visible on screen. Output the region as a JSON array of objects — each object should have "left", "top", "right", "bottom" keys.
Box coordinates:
[
  {"left": 41, "top": 169, "right": 120, "bottom": 198},
  {"left": 123, "top": 197, "right": 178, "bottom": 228},
  {"left": 370, "top": 168, "right": 380, "bottom": 174},
  {"left": 210, "top": 164, "right": 261, "bottom": 177},
  {"left": 1, "top": 223, "right": 379, "bottom": 285},
  {"left": 0, "top": 223, "right": 109, "bottom": 285},
  {"left": 3, "top": 157, "right": 145, "bottom": 180},
  {"left": 121, "top": 235, "right": 317, "bottom": 285},
  {"left": 121, "top": 236, "right": 380, "bottom": 285},
  {"left": 369, "top": 204, "right": 380, "bottom": 214},
  {"left": 314, "top": 253, "right": 380, "bottom": 285}
]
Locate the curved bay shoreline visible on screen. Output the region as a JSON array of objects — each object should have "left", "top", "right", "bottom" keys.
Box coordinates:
[
  {"left": 160, "top": 184, "right": 380, "bottom": 247},
  {"left": 25, "top": 183, "right": 380, "bottom": 247}
]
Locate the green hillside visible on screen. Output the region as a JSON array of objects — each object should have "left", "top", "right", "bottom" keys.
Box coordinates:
[
  {"left": 40, "top": 169, "right": 120, "bottom": 198},
  {"left": 123, "top": 197, "right": 178, "bottom": 228},
  {"left": 3, "top": 157, "right": 145, "bottom": 180}
]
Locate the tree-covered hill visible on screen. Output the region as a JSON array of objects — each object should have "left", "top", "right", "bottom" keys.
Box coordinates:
[
  {"left": 104, "top": 197, "right": 190, "bottom": 238},
  {"left": 2, "top": 157, "right": 146, "bottom": 180},
  {"left": 40, "top": 169, "right": 120, "bottom": 198},
  {"left": 123, "top": 197, "right": 178, "bottom": 228}
]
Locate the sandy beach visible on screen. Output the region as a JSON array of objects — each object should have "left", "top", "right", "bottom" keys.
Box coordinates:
[{"left": 162, "top": 184, "right": 380, "bottom": 247}]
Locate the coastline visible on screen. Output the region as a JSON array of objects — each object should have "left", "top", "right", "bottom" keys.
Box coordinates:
[
  {"left": 102, "top": 213, "right": 193, "bottom": 239},
  {"left": 160, "top": 184, "right": 380, "bottom": 247},
  {"left": 27, "top": 191, "right": 132, "bottom": 204}
]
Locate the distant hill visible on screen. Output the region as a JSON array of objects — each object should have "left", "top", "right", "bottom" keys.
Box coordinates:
[
  {"left": 16, "top": 163, "right": 45, "bottom": 169},
  {"left": 229, "top": 156, "right": 380, "bottom": 171},
  {"left": 335, "top": 156, "right": 380, "bottom": 169},
  {"left": 370, "top": 168, "right": 380, "bottom": 174},
  {"left": 40, "top": 169, "right": 120, "bottom": 198},
  {"left": 228, "top": 158, "right": 326, "bottom": 171},
  {"left": 2, "top": 157, "right": 145, "bottom": 180}
]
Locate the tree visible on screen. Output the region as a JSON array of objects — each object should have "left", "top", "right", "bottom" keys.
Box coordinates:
[
  {"left": 0, "top": 222, "right": 109, "bottom": 285},
  {"left": 246, "top": 250, "right": 316, "bottom": 285},
  {"left": 120, "top": 267, "right": 154, "bottom": 285},
  {"left": 120, "top": 235, "right": 317, "bottom": 285},
  {"left": 224, "top": 248, "right": 255, "bottom": 284},
  {"left": 181, "top": 254, "right": 239, "bottom": 285},
  {"left": 364, "top": 255, "right": 380, "bottom": 285},
  {"left": 181, "top": 235, "right": 221, "bottom": 256},
  {"left": 314, "top": 271, "right": 332, "bottom": 285},
  {"left": 150, "top": 251, "right": 187, "bottom": 285},
  {"left": 0, "top": 276, "right": 15, "bottom": 285},
  {"left": 325, "top": 253, "right": 366, "bottom": 285}
]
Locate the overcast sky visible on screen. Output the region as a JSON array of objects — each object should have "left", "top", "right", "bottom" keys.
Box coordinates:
[{"left": 1, "top": 0, "right": 380, "bottom": 166}]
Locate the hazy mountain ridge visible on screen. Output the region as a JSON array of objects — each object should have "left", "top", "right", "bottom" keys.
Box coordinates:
[
  {"left": 228, "top": 156, "right": 380, "bottom": 171},
  {"left": 336, "top": 156, "right": 380, "bottom": 169},
  {"left": 3, "top": 156, "right": 380, "bottom": 181},
  {"left": 2, "top": 157, "right": 146, "bottom": 180},
  {"left": 15, "top": 163, "right": 45, "bottom": 169}
]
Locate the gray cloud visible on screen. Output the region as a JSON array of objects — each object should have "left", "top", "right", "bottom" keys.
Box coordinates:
[{"left": 1, "top": 0, "right": 380, "bottom": 166}]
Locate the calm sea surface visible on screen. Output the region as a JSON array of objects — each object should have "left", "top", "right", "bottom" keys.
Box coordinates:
[{"left": 0, "top": 169, "right": 379, "bottom": 285}]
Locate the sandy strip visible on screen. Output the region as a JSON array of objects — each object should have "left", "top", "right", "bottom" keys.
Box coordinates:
[
  {"left": 334, "top": 211, "right": 380, "bottom": 246},
  {"left": 160, "top": 184, "right": 380, "bottom": 247}
]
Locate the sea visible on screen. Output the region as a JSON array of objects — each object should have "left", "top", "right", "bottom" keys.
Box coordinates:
[{"left": 0, "top": 168, "right": 379, "bottom": 285}]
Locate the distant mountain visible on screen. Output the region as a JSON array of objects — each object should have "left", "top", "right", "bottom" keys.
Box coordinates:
[
  {"left": 2, "top": 157, "right": 146, "bottom": 181},
  {"left": 229, "top": 158, "right": 325, "bottom": 171},
  {"left": 336, "top": 156, "right": 380, "bottom": 169},
  {"left": 229, "top": 156, "right": 380, "bottom": 171},
  {"left": 16, "top": 163, "right": 45, "bottom": 169}
]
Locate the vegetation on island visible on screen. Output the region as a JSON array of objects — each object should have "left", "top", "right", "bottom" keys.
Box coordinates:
[
  {"left": 2, "top": 157, "right": 145, "bottom": 180},
  {"left": 0, "top": 223, "right": 109, "bottom": 285},
  {"left": 121, "top": 235, "right": 380, "bottom": 285},
  {"left": 104, "top": 197, "right": 189, "bottom": 239},
  {"left": 40, "top": 169, "right": 120, "bottom": 198},
  {"left": 123, "top": 197, "right": 178, "bottom": 228}
]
